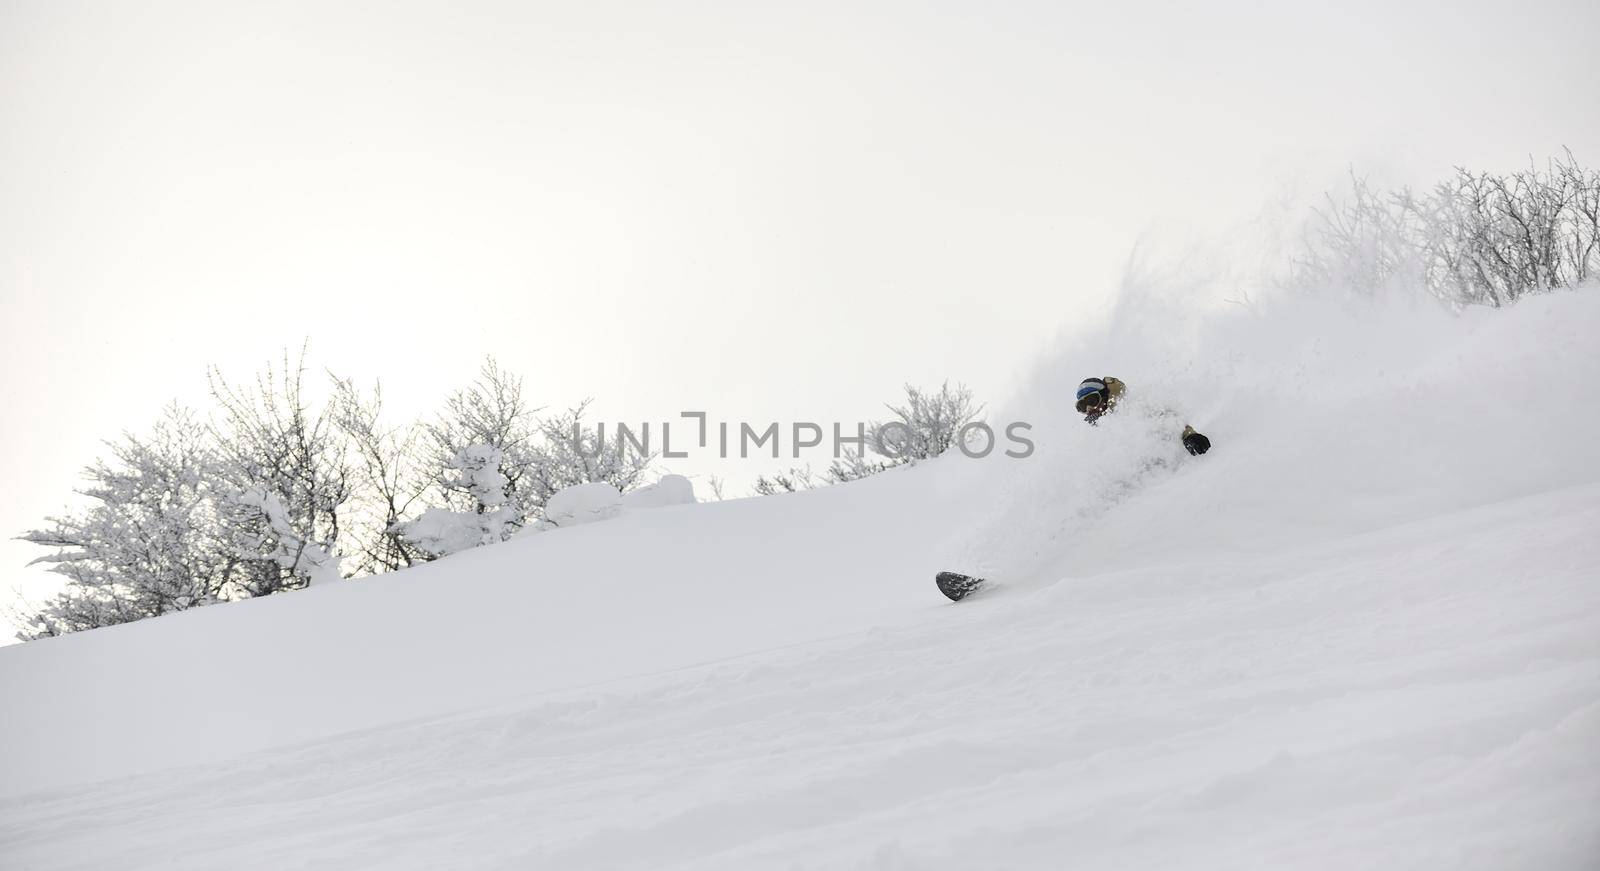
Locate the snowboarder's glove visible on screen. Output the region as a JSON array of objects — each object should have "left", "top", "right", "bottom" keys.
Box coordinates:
[{"left": 1181, "top": 426, "right": 1211, "bottom": 456}]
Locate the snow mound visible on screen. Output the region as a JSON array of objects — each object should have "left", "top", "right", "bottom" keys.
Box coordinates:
[
  {"left": 537, "top": 475, "right": 695, "bottom": 531},
  {"left": 540, "top": 481, "right": 624, "bottom": 527},
  {"left": 396, "top": 506, "right": 509, "bottom": 556},
  {"left": 622, "top": 474, "right": 696, "bottom": 510}
]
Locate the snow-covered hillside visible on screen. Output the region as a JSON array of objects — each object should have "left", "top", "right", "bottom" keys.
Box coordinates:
[{"left": 3, "top": 289, "right": 1598, "bottom": 870}]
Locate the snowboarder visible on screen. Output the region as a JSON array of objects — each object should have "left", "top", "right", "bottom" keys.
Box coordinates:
[
  {"left": 1074, "top": 376, "right": 1212, "bottom": 455},
  {"left": 935, "top": 376, "right": 1216, "bottom": 603}
]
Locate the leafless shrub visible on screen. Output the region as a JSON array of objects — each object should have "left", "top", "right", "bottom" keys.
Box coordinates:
[
  {"left": 871, "top": 382, "right": 985, "bottom": 461},
  {"left": 1296, "top": 151, "right": 1600, "bottom": 306}
]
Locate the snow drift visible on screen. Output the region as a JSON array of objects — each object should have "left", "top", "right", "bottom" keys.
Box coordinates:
[{"left": 2, "top": 285, "right": 1598, "bottom": 870}]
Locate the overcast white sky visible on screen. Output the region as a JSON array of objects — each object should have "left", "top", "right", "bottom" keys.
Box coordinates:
[{"left": 3, "top": 0, "right": 1597, "bottom": 635}]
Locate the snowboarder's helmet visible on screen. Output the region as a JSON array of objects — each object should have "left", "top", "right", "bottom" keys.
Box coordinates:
[{"left": 1075, "top": 378, "right": 1107, "bottom": 413}]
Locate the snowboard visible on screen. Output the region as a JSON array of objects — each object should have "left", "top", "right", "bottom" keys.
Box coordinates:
[{"left": 936, "top": 571, "right": 986, "bottom": 602}]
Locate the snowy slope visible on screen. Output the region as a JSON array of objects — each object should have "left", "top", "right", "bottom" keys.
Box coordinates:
[{"left": 2, "top": 289, "right": 1598, "bottom": 869}]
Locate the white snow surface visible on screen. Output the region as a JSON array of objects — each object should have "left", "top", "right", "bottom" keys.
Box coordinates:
[{"left": 3, "top": 289, "right": 1599, "bottom": 869}]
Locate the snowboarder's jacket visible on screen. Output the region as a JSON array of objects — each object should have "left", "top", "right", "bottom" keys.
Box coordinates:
[{"left": 1076, "top": 376, "right": 1211, "bottom": 455}]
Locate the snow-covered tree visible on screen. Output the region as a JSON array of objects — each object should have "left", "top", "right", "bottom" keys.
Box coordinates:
[
  {"left": 426, "top": 358, "right": 542, "bottom": 527},
  {"left": 444, "top": 444, "right": 513, "bottom": 513},
  {"left": 209, "top": 348, "right": 352, "bottom": 595},
  {"left": 410, "top": 363, "right": 654, "bottom": 550},
  {"left": 227, "top": 487, "right": 342, "bottom": 587},
  {"left": 408, "top": 366, "right": 654, "bottom": 554},
  {"left": 14, "top": 352, "right": 676, "bottom": 635},
  {"left": 394, "top": 444, "right": 518, "bottom": 558},
  {"left": 15, "top": 406, "right": 240, "bottom": 639}
]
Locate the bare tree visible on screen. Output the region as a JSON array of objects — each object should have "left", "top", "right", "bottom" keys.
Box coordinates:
[
  {"left": 1295, "top": 170, "right": 1423, "bottom": 295},
  {"left": 331, "top": 376, "right": 433, "bottom": 573},
  {"left": 1561, "top": 151, "right": 1600, "bottom": 285}
]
